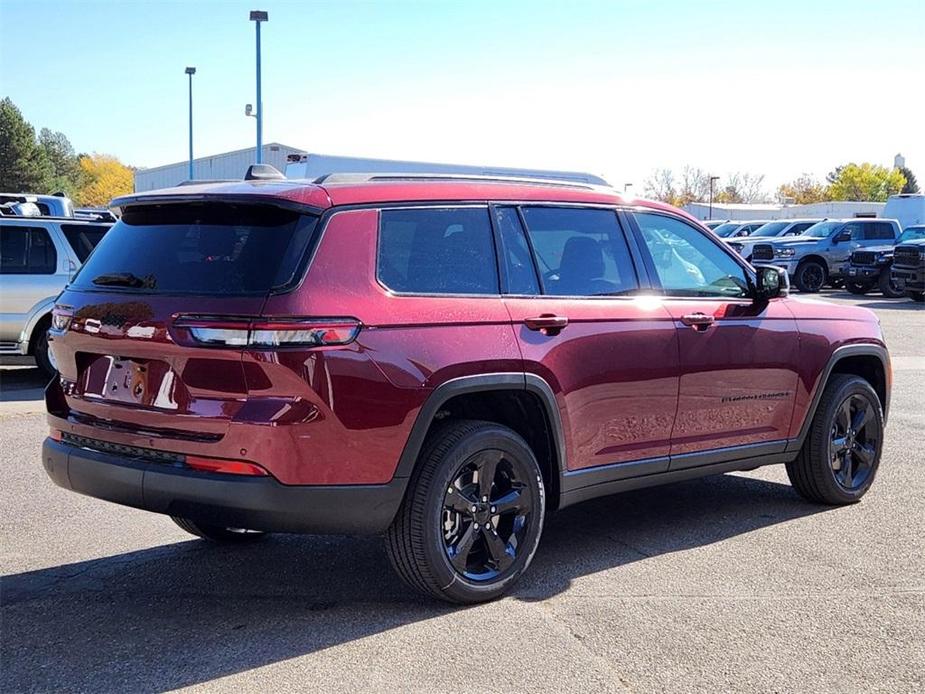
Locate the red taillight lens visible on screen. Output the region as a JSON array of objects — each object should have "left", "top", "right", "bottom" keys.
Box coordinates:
[
  {"left": 51, "top": 305, "right": 73, "bottom": 332},
  {"left": 185, "top": 456, "right": 269, "bottom": 476},
  {"left": 172, "top": 315, "right": 361, "bottom": 348}
]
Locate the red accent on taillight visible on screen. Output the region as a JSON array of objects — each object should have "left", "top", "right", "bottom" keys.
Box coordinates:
[
  {"left": 185, "top": 456, "right": 270, "bottom": 476},
  {"left": 49, "top": 429, "right": 63, "bottom": 441}
]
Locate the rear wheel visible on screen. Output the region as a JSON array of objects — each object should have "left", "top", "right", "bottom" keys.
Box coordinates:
[
  {"left": 878, "top": 270, "right": 905, "bottom": 298},
  {"left": 786, "top": 374, "right": 883, "bottom": 505},
  {"left": 386, "top": 420, "right": 545, "bottom": 604},
  {"left": 845, "top": 280, "right": 872, "bottom": 295},
  {"left": 171, "top": 516, "right": 267, "bottom": 542},
  {"left": 32, "top": 320, "right": 56, "bottom": 378},
  {"left": 794, "top": 260, "right": 827, "bottom": 293}
]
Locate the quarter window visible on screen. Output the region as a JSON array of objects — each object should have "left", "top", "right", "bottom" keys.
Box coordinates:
[
  {"left": 378, "top": 207, "right": 499, "bottom": 294},
  {"left": 633, "top": 212, "right": 750, "bottom": 298},
  {"left": 519, "top": 207, "right": 638, "bottom": 296},
  {"left": 61, "top": 224, "right": 110, "bottom": 262},
  {"left": 0, "top": 226, "right": 57, "bottom": 275}
]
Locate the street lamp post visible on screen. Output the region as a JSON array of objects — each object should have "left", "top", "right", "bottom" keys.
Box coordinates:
[
  {"left": 624, "top": 183, "right": 633, "bottom": 194},
  {"left": 185, "top": 67, "right": 196, "bottom": 180},
  {"left": 709, "top": 175, "right": 720, "bottom": 220},
  {"left": 249, "top": 10, "right": 268, "bottom": 163}
]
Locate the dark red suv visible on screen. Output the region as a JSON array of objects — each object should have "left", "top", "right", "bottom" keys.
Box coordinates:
[{"left": 42, "top": 175, "right": 891, "bottom": 603}]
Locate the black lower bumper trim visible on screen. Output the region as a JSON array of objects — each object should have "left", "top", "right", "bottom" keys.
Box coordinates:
[{"left": 42, "top": 439, "right": 407, "bottom": 535}]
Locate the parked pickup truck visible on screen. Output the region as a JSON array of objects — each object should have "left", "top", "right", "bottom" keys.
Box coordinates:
[
  {"left": 0, "top": 193, "right": 75, "bottom": 218},
  {"left": 0, "top": 216, "right": 111, "bottom": 374},
  {"left": 726, "top": 219, "right": 822, "bottom": 262},
  {"left": 750, "top": 218, "right": 901, "bottom": 292},
  {"left": 843, "top": 225, "right": 925, "bottom": 297},
  {"left": 890, "top": 233, "right": 925, "bottom": 302}
]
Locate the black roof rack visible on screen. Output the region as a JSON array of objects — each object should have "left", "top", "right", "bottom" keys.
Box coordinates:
[{"left": 311, "top": 172, "right": 599, "bottom": 190}]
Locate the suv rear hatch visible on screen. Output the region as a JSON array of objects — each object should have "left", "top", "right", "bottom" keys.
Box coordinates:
[{"left": 49, "top": 200, "right": 319, "bottom": 442}]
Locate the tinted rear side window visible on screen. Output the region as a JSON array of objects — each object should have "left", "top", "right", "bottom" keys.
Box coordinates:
[
  {"left": 520, "top": 207, "right": 638, "bottom": 296},
  {"left": 70, "top": 203, "right": 317, "bottom": 295},
  {"left": 0, "top": 226, "right": 57, "bottom": 274},
  {"left": 378, "top": 207, "right": 499, "bottom": 294},
  {"left": 61, "top": 224, "right": 110, "bottom": 262}
]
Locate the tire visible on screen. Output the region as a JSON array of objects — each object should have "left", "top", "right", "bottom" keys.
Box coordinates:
[
  {"left": 385, "top": 420, "right": 546, "bottom": 604},
  {"left": 907, "top": 291, "right": 924, "bottom": 303},
  {"left": 793, "top": 260, "right": 827, "bottom": 293},
  {"left": 786, "top": 374, "right": 884, "bottom": 505},
  {"left": 171, "top": 516, "right": 267, "bottom": 542},
  {"left": 32, "top": 321, "right": 56, "bottom": 378},
  {"left": 845, "top": 280, "right": 871, "bottom": 295},
  {"left": 878, "top": 270, "right": 905, "bottom": 298}
]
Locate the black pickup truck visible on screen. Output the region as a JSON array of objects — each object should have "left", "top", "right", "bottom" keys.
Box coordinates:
[
  {"left": 845, "top": 225, "right": 925, "bottom": 298},
  {"left": 890, "top": 232, "right": 925, "bottom": 302}
]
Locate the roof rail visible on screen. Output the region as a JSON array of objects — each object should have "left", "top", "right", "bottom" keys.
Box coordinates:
[{"left": 312, "top": 172, "right": 600, "bottom": 189}]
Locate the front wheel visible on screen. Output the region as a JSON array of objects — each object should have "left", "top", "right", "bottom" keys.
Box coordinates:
[
  {"left": 907, "top": 291, "right": 924, "bottom": 303},
  {"left": 786, "top": 374, "right": 883, "bottom": 505},
  {"left": 386, "top": 420, "right": 545, "bottom": 604},
  {"left": 794, "top": 260, "right": 827, "bottom": 293},
  {"left": 171, "top": 516, "right": 267, "bottom": 542},
  {"left": 878, "top": 270, "right": 905, "bottom": 298}
]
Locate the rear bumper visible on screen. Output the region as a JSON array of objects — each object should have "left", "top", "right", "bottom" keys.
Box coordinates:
[{"left": 42, "top": 438, "right": 407, "bottom": 535}]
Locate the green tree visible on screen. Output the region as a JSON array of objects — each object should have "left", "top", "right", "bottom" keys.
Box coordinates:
[
  {"left": 0, "top": 97, "right": 53, "bottom": 192},
  {"left": 827, "top": 162, "right": 906, "bottom": 202},
  {"left": 39, "top": 128, "right": 80, "bottom": 196},
  {"left": 776, "top": 174, "right": 831, "bottom": 204},
  {"left": 898, "top": 166, "right": 920, "bottom": 194}
]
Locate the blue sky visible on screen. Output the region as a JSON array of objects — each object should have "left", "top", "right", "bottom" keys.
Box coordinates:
[{"left": 1, "top": 0, "right": 923, "bottom": 191}]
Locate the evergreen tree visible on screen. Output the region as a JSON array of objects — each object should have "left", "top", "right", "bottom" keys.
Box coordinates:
[
  {"left": 899, "top": 166, "right": 920, "bottom": 194},
  {"left": 0, "top": 97, "right": 53, "bottom": 192}
]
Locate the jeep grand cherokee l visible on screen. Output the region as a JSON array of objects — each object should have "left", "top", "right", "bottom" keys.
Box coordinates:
[{"left": 42, "top": 176, "right": 891, "bottom": 603}]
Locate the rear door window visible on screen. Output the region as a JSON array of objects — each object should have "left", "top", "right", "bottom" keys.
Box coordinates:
[
  {"left": 519, "top": 207, "right": 638, "bottom": 296},
  {"left": 61, "top": 224, "right": 110, "bottom": 262},
  {"left": 70, "top": 203, "right": 318, "bottom": 295},
  {"left": 378, "top": 207, "right": 499, "bottom": 294},
  {"left": 494, "top": 207, "right": 540, "bottom": 295},
  {"left": 0, "top": 226, "right": 57, "bottom": 274}
]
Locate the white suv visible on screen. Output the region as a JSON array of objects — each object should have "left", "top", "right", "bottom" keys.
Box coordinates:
[{"left": 0, "top": 217, "right": 110, "bottom": 374}]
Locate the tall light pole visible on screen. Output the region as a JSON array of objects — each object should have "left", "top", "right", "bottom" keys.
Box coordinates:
[
  {"left": 185, "top": 67, "right": 196, "bottom": 180},
  {"left": 709, "top": 175, "right": 720, "bottom": 220},
  {"left": 249, "top": 10, "right": 268, "bottom": 163},
  {"left": 624, "top": 183, "right": 633, "bottom": 194}
]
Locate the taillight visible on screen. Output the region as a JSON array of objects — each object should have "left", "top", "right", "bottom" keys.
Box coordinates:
[
  {"left": 185, "top": 456, "right": 269, "bottom": 476},
  {"left": 51, "top": 305, "right": 73, "bottom": 332},
  {"left": 171, "top": 315, "right": 361, "bottom": 348}
]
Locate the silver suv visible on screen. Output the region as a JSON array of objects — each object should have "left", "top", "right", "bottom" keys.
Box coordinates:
[
  {"left": 0, "top": 217, "right": 110, "bottom": 374},
  {"left": 751, "top": 218, "right": 901, "bottom": 292}
]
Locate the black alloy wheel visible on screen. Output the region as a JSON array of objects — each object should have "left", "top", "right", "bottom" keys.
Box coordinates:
[
  {"left": 386, "top": 420, "right": 545, "bottom": 604},
  {"left": 827, "top": 393, "right": 880, "bottom": 492},
  {"left": 795, "top": 260, "right": 827, "bottom": 293},
  {"left": 442, "top": 449, "right": 535, "bottom": 581},
  {"left": 786, "top": 374, "right": 884, "bottom": 504}
]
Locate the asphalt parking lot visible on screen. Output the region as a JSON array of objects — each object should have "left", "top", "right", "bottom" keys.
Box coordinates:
[{"left": 1, "top": 291, "right": 922, "bottom": 693}]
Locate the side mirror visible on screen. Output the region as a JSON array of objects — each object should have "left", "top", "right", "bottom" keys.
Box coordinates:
[
  {"left": 753, "top": 265, "right": 789, "bottom": 301},
  {"left": 833, "top": 230, "right": 851, "bottom": 243}
]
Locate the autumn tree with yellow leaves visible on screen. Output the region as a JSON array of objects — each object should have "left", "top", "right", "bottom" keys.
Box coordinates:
[{"left": 73, "top": 154, "right": 134, "bottom": 207}]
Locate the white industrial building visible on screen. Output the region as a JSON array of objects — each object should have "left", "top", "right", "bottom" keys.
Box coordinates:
[
  {"left": 134, "top": 144, "right": 610, "bottom": 192},
  {"left": 134, "top": 143, "right": 305, "bottom": 192},
  {"left": 683, "top": 200, "right": 887, "bottom": 221}
]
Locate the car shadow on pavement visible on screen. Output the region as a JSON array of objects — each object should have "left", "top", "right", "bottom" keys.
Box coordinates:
[
  {"left": 1, "top": 473, "right": 830, "bottom": 692},
  {"left": 0, "top": 367, "right": 49, "bottom": 403}
]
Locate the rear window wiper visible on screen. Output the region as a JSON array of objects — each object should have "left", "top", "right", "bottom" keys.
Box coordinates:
[{"left": 91, "top": 272, "right": 156, "bottom": 289}]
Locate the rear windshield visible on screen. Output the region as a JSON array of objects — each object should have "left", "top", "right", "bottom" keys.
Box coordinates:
[
  {"left": 70, "top": 203, "right": 318, "bottom": 295},
  {"left": 712, "top": 223, "right": 741, "bottom": 237}
]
